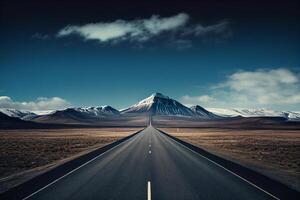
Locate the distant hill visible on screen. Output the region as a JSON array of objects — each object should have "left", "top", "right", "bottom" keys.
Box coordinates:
[
  {"left": 33, "top": 106, "right": 120, "bottom": 125},
  {"left": 0, "top": 112, "right": 41, "bottom": 129},
  {"left": 190, "top": 105, "right": 222, "bottom": 119},
  {"left": 0, "top": 108, "right": 37, "bottom": 120}
]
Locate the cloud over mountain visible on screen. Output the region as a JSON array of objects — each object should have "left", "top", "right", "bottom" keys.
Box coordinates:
[
  {"left": 182, "top": 68, "right": 300, "bottom": 109},
  {"left": 0, "top": 96, "right": 70, "bottom": 111}
]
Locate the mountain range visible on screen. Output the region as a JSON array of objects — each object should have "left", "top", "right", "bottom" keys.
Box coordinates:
[
  {"left": 207, "top": 108, "right": 300, "bottom": 120},
  {"left": 0, "top": 93, "right": 299, "bottom": 127}
]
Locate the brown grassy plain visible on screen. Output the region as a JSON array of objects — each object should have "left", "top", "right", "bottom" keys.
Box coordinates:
[
  {"left": 0, "top": 128, "right": 141, "bottom": 193},
  {"left": 160, "top": 128, "right": 300, "bottom": 192}
]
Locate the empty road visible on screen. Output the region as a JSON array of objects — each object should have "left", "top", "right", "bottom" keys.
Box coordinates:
[{"left": 17, "top": 125, "right": 280, "bottom": 200}]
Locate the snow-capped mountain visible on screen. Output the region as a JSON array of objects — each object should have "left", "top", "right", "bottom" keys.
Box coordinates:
[
  {"left": 121, "top": 93, "right": 218, "bottom": 118},
  {"left": 121, "top": 93, "right": 194, "bottom": 116},
  {"left": 72, "top": 106, "right": 120, "bottom": 116},
  {"left": 0, "top": 112, "right": 42, "bottom": 129},
  {"left": 190, "top": 105, "right": 222, "bottom": 119},
  {"left": 207, "top": 108, "right": 300, "bottom": 121},
  {"left": 32, "top": 105, "right": 120, "bottom": 124},
  {"left": 0, "top": 108, "right": 37, "bottom": 120}
]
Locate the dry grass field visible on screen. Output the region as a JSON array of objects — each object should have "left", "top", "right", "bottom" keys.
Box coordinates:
[
  {"left": 160, "top": 128, "right": 300, "bottom": 192},
  {"left": 0, "top": 128, "right": 141, "bottom": 193}
]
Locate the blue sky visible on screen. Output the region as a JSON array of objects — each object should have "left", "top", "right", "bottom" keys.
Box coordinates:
[{"left": 0, "top": 0, "right": 299, "bottom": 111}]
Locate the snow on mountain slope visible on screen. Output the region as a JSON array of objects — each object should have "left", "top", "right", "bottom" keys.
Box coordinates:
[
  {"left": 207, "top": 108, "right": 300, "bottom": 121},
  {"left": 190, "top": 105, "right": 222, "bottom": 119},
  {"left": 0, "top": 105, "right": 120, "bottom": 124},
  {"left": 0, "top": 108, "right": 37, "bottom": 120},
  {"left": 32, "top": 110, "right": 55, "bottom": 115},
  {"left": 73, "top": 106, "right": 120, "bottom": 117},
  {"left": 121, "top": 93, "right": 195, "bottom": 117},
  {"left": 33, "top": 105, "right": 120, "bottom": 124},
  {"left": 2, "top": 93, "right": 298, "bottom": 124},
  {"left": 44, "top": 105, "right": 120, "bottom": 119}
]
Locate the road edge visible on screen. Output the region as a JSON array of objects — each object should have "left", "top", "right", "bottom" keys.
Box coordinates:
[
  {"left": 0, "top": 128, "right": 144, "bottom": 200},
  {"left": 157, "top": 128, "right": 300, "bottom": 200}
]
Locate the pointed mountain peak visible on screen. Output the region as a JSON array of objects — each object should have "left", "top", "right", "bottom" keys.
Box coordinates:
[
  {"left": 137, "top": 92, "right": 169, "bottom": 105},
  {"left": 190, "top": 105, "right": 222, "bottom": 119},
  {"left": 150, "top": 92, "right": 169, "bottom": 99},
  {"left": 98, "top": 105, "right": 120, "bottom": 114},
  {"left": 121, "top": 93, "right": 194, "bottom": 116},
  {"left": 191, "top": 105, "right": 206, "bottom": 111},
  {"left": 190, "top": 105, "right": 210, "bottom": 114}
]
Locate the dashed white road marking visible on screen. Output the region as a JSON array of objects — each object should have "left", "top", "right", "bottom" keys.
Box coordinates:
[
  {"left": 149, "top": 144, "right": 151, "bottom": 147},
  {"left": 149, "top": 151, "right": 151, "bottom": 154},
  {"left": 147, "top": 181, "right": 151, "bottom": 200}
]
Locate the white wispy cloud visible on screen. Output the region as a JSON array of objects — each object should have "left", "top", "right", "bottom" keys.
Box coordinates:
[
  {"left": 57, "top": 13, "right": 188, "bottom": 42},
  {"left": 57, "top": 13, "right": 230, "bottom": 45},
  {"left": 194, "top": 20, "right": 230, "bottom": 37},
  {"left": 0, "top": 96, "right": 70, "bottom": 111},
  {"left": 182, "top": 68, "right": 300, "bottom": 109}
]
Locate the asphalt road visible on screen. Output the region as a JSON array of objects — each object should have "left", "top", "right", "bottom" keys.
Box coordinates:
[{"left": 14, "top": 125, "right": 281, "bottom": 200}]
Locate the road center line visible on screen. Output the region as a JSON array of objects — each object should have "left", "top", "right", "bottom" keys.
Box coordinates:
[
  {"left": 147, "top": 181, "right": 151, "bottom": 200},
  {"left": 149, "top": 150, "right": 151, "bottom": 154}
]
